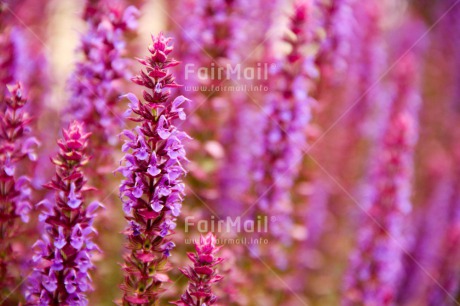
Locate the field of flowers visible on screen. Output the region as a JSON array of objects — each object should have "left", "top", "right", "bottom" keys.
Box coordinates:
[{"left": 1, "top": 0, "right": 460, "bottom": 305}]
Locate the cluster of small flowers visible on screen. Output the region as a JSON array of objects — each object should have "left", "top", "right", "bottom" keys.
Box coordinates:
[
  {"left": 0, "top": 84, "right": 38, "bottom": 294},
  {"left": 254, "top": 1, "right": 318, "bottom": 247},
  {"left": 170, "top": 0, "right": 236, "bottom": 90},
  {"left": 173, "top": 233, "right": 224, "bottom": 306},
  {"left": 195, "top": 0, "right": 235, "bottom": 59},
  {"left": 344, "top": 53, "right": 421, "bottom": 305},
  {"left": 226, "top": 0, "right": 281, "bottom": 62},
  {"left": 66, "top": 1, "right": 139, "bottom": 146},
  {"left": 346, "top": 0, "right": 388, "bottom": 141},
  {"left": 1, "top": 1, "right": 222, "bottom": 304},
  {"left": 0, "top": 26, "right": 48, "bottom": 107},
  {"left": 218, "top": 101, "right": 264, "bottom": 218},
  {"left": 344, "top": 114, "right": 416, "bottom": 305},
  {"left": 315, "top": 0, "right": 355, "bottom": 83},
  {"left": 425, "top": 3, "right": 460, "bottom": 302},
  {"left": 117, "top": 33, "right": 190, "bottom": 304},
  {"left": 0, "top": 32, "right": 15, "bottom": 92},
  {"left": 427, "top": 184, "right": 460, "bottom": 305},
  {"left": 216, "top": 0, "right": 282, "bottom": 218},
  {"left": 26, "top": 121, "right": 102, "bottom": 305}
]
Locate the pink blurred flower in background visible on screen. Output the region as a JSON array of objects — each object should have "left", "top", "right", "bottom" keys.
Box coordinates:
[{"left": 0, "top": 84, "right": 38, "bottom": 302}]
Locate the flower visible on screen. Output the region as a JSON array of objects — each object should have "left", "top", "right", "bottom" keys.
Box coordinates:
[
  {"left": 173, "top": 233, "right": 224, "bottom": 306},
  {"left": 118, "top": 33, "right": 189, "bottom": 305},
  {"left": 253, "top": 0, "right": 317, "bottom": 256},
  {"left": 343, "top": 51, "right": 421, "bottom": 306},
  {"left": 66, "top": 2, "right": 139, "bottom": 148},
  {"left": 344, "top": 0, "right": 388, "bottom": 142},
  {"left": 315, "top": 0, "right": 355, "bottom": 85},
  {"left": 0, "top": 83, "right": 38, "bottom": 298},
  {"left": 26, "top": 121, "right": 101, "bottom": 305}
]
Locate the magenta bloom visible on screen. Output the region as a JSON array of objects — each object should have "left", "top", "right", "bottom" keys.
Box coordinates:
[
  {"left": 118, "top": 33, "right": 189, "bottom": 305},
  {"left": 26, "top": 121, "right": 101, "bottom": 305},
  {"left": 343, "top": 115, "right": 416, "bottom": 305},
  {"left": 343, "top": 54, "right": 421, "bottom": 305},
  {"left": 254, "top": 1, "right": 317, "bottom": 249},
  {"left": 316, "top": 0, "right": 355, "bottom": 84},
  {"left": 66, "top": 1, "right": 139, "bottom": 146},
  {"left": 0, "top": 31, "right": 16, "bottom": 94},
  {"left": 0, "top": 83, "right": 38, "bottom": 299},
  {"left": 173, "top": 233, "right": 224, "bottom": 306}
]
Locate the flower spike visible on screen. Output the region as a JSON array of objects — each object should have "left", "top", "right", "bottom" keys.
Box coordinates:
[
  {"left": 118, "top": 33, "right": 190, "bottom": 305},
  {"left": 26, "top": 121, "right": 101, "bottom": 305},
  {"left": 173, "top": 233, "right": 224, "bottom": 306}
]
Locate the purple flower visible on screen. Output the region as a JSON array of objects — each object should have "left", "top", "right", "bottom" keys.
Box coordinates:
[
  {"left": 132, "top": 177, "right": 144, "bottom": 198},
  {"left": 0, "top": 26, "right": 50, "bottom": 105},
  {"left": 134, "top": 141, "right": 149, "bottom": 160},
  {"left": 395, "top": 173, "right": 453, "bottom": 304},
  {"left": 343, "top": 52, "right": 421, "bottom": 305},
  {"left": 65, "top": 1, "right": 139, "bottom": 173},
  {"left": 26, "top": 122, "right": 101, "bottom": 304},
  {"left": 0, "top": 83, "right": 38, "bottom": 295},
  {"left": 70, "top": 224, "right": 85, "bottom": 250},
  {"left": 253, "top": 1, "right": 316, "bottom": 255},
  {"left": 147, "top": 152, "right": 161, "bottom": 176},
  {"left": 67, "top": 293, "right": 88, "bottom": 306},
  {"left": 173, "top": 233, "right": 224, "bottom": 306},
  {"left": 343, "top": 1, "right": 388, "bottom": 141},
  {"left": 64, "top": 269, "right": 78, "bottom": 294},
  {"left": 129, "top": 221, "right": 141, "bottom": 237},
  {"left": 218, "top": 100, "right": 265, "bottom": 219},
  {"left": 68, "top": 182, "right": 82, "bottom": 209},
  {"left": 42, "top": 271, "right": 58, "bottom": 292},
  {"left": 316, "top": 0, "right": 355, "bottom": 84},
  {"left": 118, "top": 33, "right": 189, "bottom": 305},
  {"left": 157, "top": 115, "right": 171, "bottom": 139},
  {"left": 162, "top": 241, "right": 175, "bottom": 257},
  {"left": 75, "top": 251, "right": 92, "bottom": 273}
]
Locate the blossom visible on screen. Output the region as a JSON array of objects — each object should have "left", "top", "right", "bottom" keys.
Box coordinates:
[
  {"left": 66, "top": 1, "right": 139, "bottom": 147},
  {"left": 26, "top": 121, "right": 101, "bottom": 305},
  {"left": 394, "top": 171, "right": 453, "bottom": 304},
  {"left": 425, "top": 2, "right": 460, "bottom": 303},
  {"left": 253, "top": 1, "right": 317, "bottom": 252},
  {"left": 0, "top": 83, "right": 38, "bottom": 299},
  {"left": 0, "top": 22, "right": 51, "bottom": 128},
  {"left": 118, "top": 33, "right": 189, "bottom": 305},
  {"left": 173, "top": 233, "right": 224, "bottom": 306},
  {"left": 427, "top": 196, "right": 460, "bottom": 305},
  {"left": 315, "top": 0, "right": 355, "bottom": 85},
  {"left": 0, "top": 31, "right": 16, "bottom": 98},
  {"left": 343, "top": 52, "right": 421, "bottom": 306}
]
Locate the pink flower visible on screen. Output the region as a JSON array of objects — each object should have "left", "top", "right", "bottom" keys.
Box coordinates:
[
  {"left": 0, "top": 83, "right": 38, "bottom": 295},
  {"left": 173, "top": 233, "right": 224, "bottom": 306},
  {"left": 26, "top": 121, "right": 101, "bottom": 304}
]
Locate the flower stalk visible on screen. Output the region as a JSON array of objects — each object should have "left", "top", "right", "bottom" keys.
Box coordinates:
[
  {"left": 66, "top": 1, "right": 139, "bottom": 148},
  {"left": 118, "top": 33, "right": 189, "bottom": 305},
  {"left": 0, "top": 83, "right": 38, "bottom": 302},
  {"left": 254, "top": 0, "right": 318, "bottom": 252},
  {"left": 173, "top": 233, "right": 224, "bottom": 306},
  {"left": 26, "top": 121, "right": 101, "bottom": 305},
  {"left": 343, "top": 53, "right": 421, "bottom": 305}
]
